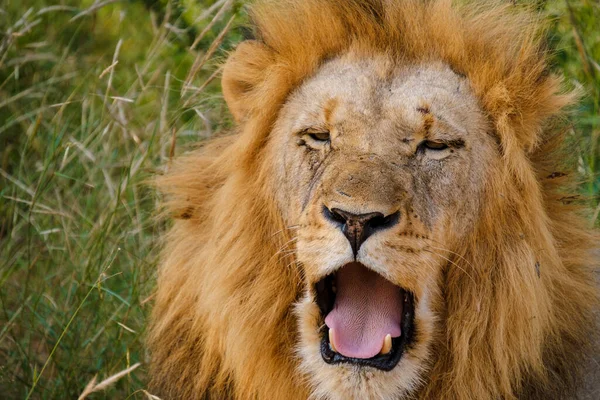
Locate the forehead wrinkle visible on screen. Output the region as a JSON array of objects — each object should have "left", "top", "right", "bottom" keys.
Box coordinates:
[
  {"left": 420, "top": 113, "right": 435, "bottom": 140},
  {"left": 431, "top": 112, "right": 468, "bottom": 138},
  {"left": 323, "top": 97, "right": 339, "bottom": 126}
]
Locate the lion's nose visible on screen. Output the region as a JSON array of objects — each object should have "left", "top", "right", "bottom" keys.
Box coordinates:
[{"left": 323, "top": 207, "right": 400, "bottom": 257}]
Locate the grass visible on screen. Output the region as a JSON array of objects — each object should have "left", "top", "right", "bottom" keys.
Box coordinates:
[{"left": 0, "top": 0, "right": 598, "bottom": 399}]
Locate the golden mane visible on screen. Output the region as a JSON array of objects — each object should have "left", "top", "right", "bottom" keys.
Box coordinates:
[{"left": 148, "top": 1, "right": 598, "bottom": 398}]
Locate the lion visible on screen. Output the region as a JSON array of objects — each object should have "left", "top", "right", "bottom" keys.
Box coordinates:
[{"left": 148, "top": 1, "right": 599, "bottom": 399}]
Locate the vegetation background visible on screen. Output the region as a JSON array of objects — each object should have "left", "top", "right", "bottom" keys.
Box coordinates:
[{"left": 0, "top": 0, "right": 598, "bottom": 398}]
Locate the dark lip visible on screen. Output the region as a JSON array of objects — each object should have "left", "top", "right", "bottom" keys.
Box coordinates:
[{"left": 314, "top": 267, "right": 416, "bottom": 371}]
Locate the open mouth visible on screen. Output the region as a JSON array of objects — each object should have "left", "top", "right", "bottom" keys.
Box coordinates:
[{"left": 315, "top": 262, "right": 415, "bottom": 371}]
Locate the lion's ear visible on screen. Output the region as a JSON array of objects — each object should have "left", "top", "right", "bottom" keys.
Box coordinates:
[{"left": 222, "top": 40, "right": 274, "bottom": 123}]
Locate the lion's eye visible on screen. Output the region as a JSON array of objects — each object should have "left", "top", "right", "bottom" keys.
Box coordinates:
[
  {"left": 307, "top": 131, "right": 331, "bottom": 142},
  {"left": 422, "top": 140, "right": 448, "bottom": 151}
]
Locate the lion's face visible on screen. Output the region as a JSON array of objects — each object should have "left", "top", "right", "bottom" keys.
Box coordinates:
[{"left": 266, "top": 55, "right": 497, "bottom": 398}]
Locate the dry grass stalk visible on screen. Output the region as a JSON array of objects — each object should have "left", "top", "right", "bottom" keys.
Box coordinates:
[
  {"left": 190, "top": 0, "right": 233, "bottom": 51},
  {"left": 183, "top": 15, "right": 235, "bottom": 97},
  {"left": 77, "top": 362, "right": 141, "bottom": 400}
]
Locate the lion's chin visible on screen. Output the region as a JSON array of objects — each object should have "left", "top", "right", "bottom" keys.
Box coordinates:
[{"left": 314, "top": 262, "right": 416, "bottom": 371}]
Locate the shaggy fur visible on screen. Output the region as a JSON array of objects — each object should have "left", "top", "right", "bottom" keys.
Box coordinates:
[{"left": 148, "top": 1, "right": 598, "bottom": 399}]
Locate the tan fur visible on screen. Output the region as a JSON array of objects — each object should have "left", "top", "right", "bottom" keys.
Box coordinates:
[{"left": 148, "top": 1, "right": 598, "bottom": 399}]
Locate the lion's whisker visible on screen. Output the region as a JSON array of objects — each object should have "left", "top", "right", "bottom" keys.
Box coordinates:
[
  {"left": 423, "top": 248, "right": 477, "bottom": 285},
  {"left": 270, "top": 225, "right": 301, "bottom": 239},
  {"left": 420, "top": 237, "right": 480, "bottom": 277},
  {"left": 270, "top": 236, "right": 299, "bottom": 260}
]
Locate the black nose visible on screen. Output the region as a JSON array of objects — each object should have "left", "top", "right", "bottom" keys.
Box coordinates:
[{"left": 323, "top": 207, "right": 400, "bottom": 257}]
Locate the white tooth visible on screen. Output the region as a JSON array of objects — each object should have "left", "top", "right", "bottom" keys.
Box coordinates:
[
  {"left": 329, "top": 329, "right": 338, "bottom": 353},
  {"left": 379, "top": 334, "right": 392, "bottom": 355}
]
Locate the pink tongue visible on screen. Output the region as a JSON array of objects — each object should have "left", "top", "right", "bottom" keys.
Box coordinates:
[{"left": 324, "top": 262, "right": 403, "bottom": 359}]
